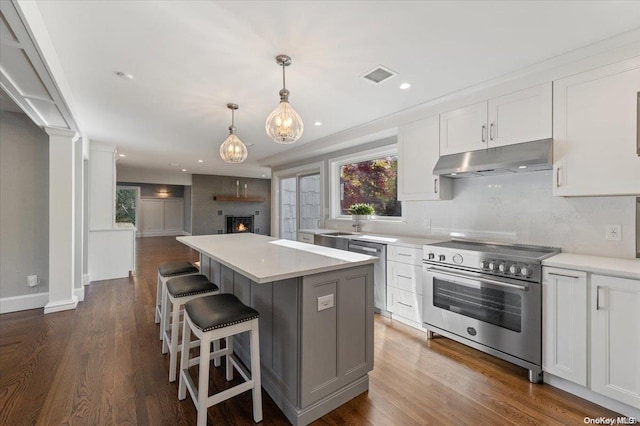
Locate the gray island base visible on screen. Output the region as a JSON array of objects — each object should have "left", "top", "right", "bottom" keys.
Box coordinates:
[{"left": 177, "top": 234, "right": 375, "bottom": 425}]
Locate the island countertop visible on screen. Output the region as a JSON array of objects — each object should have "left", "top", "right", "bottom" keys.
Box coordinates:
[{"left": 177, "top": 233, "right": 377, "bottom": 284}]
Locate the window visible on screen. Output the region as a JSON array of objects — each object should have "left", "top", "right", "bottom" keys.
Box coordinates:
[{"left": 331, "top": 146, "right": 401, "bottom": 219}]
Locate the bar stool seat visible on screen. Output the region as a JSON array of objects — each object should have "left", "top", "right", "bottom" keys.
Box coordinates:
[
  {"left": 156, "top": 261, "right": 199, "bottom": 337},
  {"left": 179, "top": 294, "right": 262, "bottom": 425},
  {"left": 163, "top": 274, "right": 220, "bottom": 382}
]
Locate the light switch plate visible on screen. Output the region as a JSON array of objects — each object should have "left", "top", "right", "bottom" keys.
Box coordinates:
[{"left": 317, "top": 294, "right": 334, "bottom": 311}]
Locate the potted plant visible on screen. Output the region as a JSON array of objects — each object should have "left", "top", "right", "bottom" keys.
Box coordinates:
[{"left": 348, "top": 203, "right": 374, "bottom": 220}]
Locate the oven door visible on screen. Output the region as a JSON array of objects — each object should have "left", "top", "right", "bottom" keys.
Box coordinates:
[{"left": 423, "top": 264, "right": 541, "bottom": 366}]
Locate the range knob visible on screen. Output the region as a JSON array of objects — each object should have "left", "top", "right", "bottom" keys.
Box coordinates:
[
  {"left": 498, "top": 263, "right": 507, "bottom": 272},
  {"left": 488, "top": 261, "right": 497, "bottom": 271},
  {"left": 509, "top": 265, "right": 520, "bottom": 275},
  {"left": 438, "top": 254, "right": 446, "bottom": 262},
  {"left": 479, "top": 260, "right": 489, "bottom": 269},
  {"left": 427, "top": 252, "right": 435, "bottom": 260},
  {"left": 521, "top": 266, "right": 531, "bottom": 277}
]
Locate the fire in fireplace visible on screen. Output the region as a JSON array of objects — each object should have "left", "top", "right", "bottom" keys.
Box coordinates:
[{"left": 226, "top": 215, "right": 254, "bottom": 233}]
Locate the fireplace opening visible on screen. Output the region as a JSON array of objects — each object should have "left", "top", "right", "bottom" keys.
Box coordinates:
[{"left": 225, "top": 215, "right": 254, "bottom": 234}]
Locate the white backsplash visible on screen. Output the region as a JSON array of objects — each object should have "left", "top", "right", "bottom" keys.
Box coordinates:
[{"left": 327, "top": 171, "right": 636, "bottom": 259}]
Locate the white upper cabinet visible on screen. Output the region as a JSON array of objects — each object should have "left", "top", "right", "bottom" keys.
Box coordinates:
[
  {"left": 398, "top": 115, "right": 452, "bottom": 201},
  {"left": 553, "top": 57, "right": 640, "bottom": 196},
  {"left": 488, "top": 83, "right": 552, "bottom": 148},
  {"left": 440, "top": 83, "right": 552, "bottom": 155}
]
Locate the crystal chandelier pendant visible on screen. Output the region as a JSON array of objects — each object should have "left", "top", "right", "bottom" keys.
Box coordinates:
[
  {"left": 219, "top": 103, "right": 248, "bottom": 163},
  {"left": 266, "top": 55, "right": 304, "bottom": 144}
]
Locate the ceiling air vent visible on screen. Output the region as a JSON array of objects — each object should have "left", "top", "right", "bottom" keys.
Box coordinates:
[{"left": 362, "top": 65, "right": 397, "bottom": 84}]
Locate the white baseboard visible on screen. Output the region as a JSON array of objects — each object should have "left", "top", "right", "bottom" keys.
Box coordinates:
[
  {"left": 0, "top": 292, "right": 49, "bottom": 314},
  {"left": 75, "top": 286, "right": 85, "bottom": 302},
  {"left": 138, "top": 230, "right": 185, "bottom": 237},
  {"left": 82, "top": 273, "right": 90, "bottom": 286},
  {"left": 44, "top": 296, "right": 78, "bottom": 314},
  {"left": 545, "top": 374, "right": 640, "bottom": 418}
]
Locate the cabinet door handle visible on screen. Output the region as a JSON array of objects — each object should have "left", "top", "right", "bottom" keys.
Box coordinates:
[
  {"left": 548, "top": 272, "right": 580, "bottom": 279},
  {"left": 490, "top": 123, "right": 494, "bottom": 140},
  {"left": 596, "top": 286, "right": 603, "bottom": 310},
  {"left": 397, "top": 274, "right": 413, "bottom": 280},
  {"left": 556, "top": 167, "right": 561, "bottom": 187},
  {"left": 434, "top": 178, "right": 438, "bottom": 194},
  {"left": 397, "top": 301, "right": 413, "bottom": 308},
  {"left": 481, "top": 125, "right": 486, "bottom": 143}
]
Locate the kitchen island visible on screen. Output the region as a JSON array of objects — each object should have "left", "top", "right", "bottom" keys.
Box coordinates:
[{"left": 177, "top": 233, "right": 376, "bottom": 425}]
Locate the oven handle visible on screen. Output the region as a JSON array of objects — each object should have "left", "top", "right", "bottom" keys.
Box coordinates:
[{"left": 425, "top": 266, "right": 529, "bottom": 292}]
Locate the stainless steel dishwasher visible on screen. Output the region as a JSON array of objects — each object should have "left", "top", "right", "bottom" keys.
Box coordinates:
[{"left": 348, "top": 240, "right": 387, "bottom": 314}]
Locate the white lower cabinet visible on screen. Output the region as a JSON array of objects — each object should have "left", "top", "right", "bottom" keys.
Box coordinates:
[
  {"left": 297, "top": 232, "right": 314, "bottom": 243},
  {"left": 590, "top": 274, "right": 640, "bottom": 408},
  {"left": 387, "top": 245, "right": 423, "bottom": 327},
  {"left": 543, "top": 267, "right": 640, "bottom": 411},
  {"left": 542, "top": 268, "right": 587, "bottom": 386}
]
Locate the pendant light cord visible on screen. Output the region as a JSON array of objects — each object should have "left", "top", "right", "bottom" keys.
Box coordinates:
[{"left": 282, "top": 63, "right": 286, "bottom": 90}]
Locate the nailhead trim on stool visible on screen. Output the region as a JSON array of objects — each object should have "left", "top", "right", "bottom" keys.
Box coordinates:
[
  {"left": 179, "top": 294, "right": 262, "bottom": 425},
  {"left": 162, "top": 275, "right": 220, "bottom": 382},
  {"left": 155, "top": 261, "right": 199, "bottom": 338}
]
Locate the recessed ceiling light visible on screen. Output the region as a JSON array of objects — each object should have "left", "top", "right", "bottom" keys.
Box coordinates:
[
  {"left": 114, "top": 71, "right": 134, "bottom": 80},
  {"left": 314, "top": 121, "right": 322, "bottom": 126},
  {"left": 118, "top": 154, "right": 126, "bottom": 157},
  {"left": 261, "top": 174, "right": 266, "bottom": 177},
  {"left": 198, "top": 159, "right": 203, "bottom": 163},
  {"left": 181, "top": 169, "right": 187, "bottom": 172},
  {"left": 450, "top": 173, "right": 457, "bottom": 176},
  {"left": 518, "top": 165, "right": 527, "bottom": 169},
  {"left": 399, "top": 82, "right": 411, "bottom": 90}
]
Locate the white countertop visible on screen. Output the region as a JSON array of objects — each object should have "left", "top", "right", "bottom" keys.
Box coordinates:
[
  {"left": 177, "top": 233, "right": 376, "bottom": 284},
  {"left": 297, "top": 229, "right": 445, "bottom": 248},
  {"left": 543, "top": 253, "right": 640, "bottom": 280}
]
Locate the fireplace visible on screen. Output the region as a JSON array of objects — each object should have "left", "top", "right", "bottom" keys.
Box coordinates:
[{"left": 226, "top": 215, "right": 254, "bottom": 233}]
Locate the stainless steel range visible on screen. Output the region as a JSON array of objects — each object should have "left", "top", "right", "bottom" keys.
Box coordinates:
[{"left": 422, "top": 240, "right": 560, "bottom": 383}]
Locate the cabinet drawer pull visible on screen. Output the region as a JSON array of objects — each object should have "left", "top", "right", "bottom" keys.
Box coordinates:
[
  {"left": 548, "top": 272, "right": 580, "bottom": 279},
  {"left": 490, "top": 123, "right": 494, "bottom": 140},
  {"left": 397, "top": 253, "right": 412, "bottom": 257},
  {"left": 481, "top": 125, "right": 486, "bottom": 143},
  {"left": 397, "top": 301, "right": 412, "bottom": 308},
  {"left": 397, "top": 274, "right": 413, "bottom": 280}
]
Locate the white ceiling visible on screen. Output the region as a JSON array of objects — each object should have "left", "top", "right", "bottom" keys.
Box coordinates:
[{"left": 21, "top": 1, "right": 640, "bottom": 178}]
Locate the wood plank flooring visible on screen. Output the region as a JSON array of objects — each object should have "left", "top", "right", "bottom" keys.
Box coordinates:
[{"left": 0, "top": 236, "right": 619, "bottom": 425}]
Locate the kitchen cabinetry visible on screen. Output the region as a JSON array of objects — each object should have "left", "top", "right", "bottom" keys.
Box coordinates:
[
  {"left": 553, "top": 56, "right": 640, "bottom": 196},
  {"left": 297, "top": 232, "right": 314, "bottom": 244},
  {"left": 440, "top": 83, "right": 552, "bottom": 155},
  {"left": 542, "top": 268, "right": 587, "bottom": 386},
  {"left": 387, "top": 245, "right": 423, "bottom": 327},
  {"left": 398, "top": 115, "right": 451, "bottom": 200},
  {"left": 590, "top": 274, "right": 640, "bottom": 408},
  {"left": 139, "top": 198, "right": 184, "bottom": 237}
]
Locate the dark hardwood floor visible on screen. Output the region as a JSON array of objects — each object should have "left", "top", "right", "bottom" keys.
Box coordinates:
[{"left": 0, "top": 236, "right": 618, "bottom": 425}]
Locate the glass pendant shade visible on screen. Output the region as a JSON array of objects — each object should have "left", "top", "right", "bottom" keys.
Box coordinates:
[
  {"left": 219, "top": 133, "right": 247, "bottom": 163},
  {"left": 266, "top": 54, "right": 304, "bottom": 144},
  {"left": 219, "top": 103, "right": 248, "bottom": 163},
  {"left": 265, "top": 101, "right": 304, "bottom": 144}
]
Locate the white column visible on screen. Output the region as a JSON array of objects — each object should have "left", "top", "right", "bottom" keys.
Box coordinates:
[{"left": 44, "top": 127, "right": 79, "bottom": 314}]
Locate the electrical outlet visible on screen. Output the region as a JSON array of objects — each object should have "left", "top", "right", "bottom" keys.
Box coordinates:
[
  {"left": 27, "top": 275, "right": 38, "bottom": 287},
  {"left": 605, "top": 224, "right": 622, "bottom": 241},
  {"left": 317, "top": 294, "right": 334, "bottom": 311}
]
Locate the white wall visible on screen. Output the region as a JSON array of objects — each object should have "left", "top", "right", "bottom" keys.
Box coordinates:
[
  {"left": 117, "top": 164, "right": 192, "bottom": 186},
  {"left": 0, "top": 111, "right": 49, "bottom": 298},
  {"left": 328, "top": 171, "right": 636, "bottom": 259}
]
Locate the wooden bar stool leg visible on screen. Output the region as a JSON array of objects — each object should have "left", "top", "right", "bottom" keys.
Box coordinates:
[
  {"left": 225, "top": 336, "right": 234, "bottom": 381},
  {"left": 160, "top": 278, "right": 169, "bottom": 340},
  {"left": 213, "top": 339, "right": 221, "bottom": 367},
  {"left": 155, "top": 274, "right": 162, "bottom": 323},
  {"left": 178, "top": 316, "right": 190, "bottom": 401},
  {"left": 197, "top": 332, "right": 212, "bottom": 426},
  {"left": 168, "top": 297, "right": 181, "bottom": 381},
  {"left": 250, "top": 321, "right": 262, "bottom": 423}
]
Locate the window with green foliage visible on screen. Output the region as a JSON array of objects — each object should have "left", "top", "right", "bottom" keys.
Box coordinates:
[
  {"left": 116, "top": 188, "right": 137, "bottom": 225},
  {"left": 338, "top": 154, "right": 401, "bottom": 217}
]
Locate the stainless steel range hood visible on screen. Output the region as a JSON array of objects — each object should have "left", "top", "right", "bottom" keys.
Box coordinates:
[{"left": 433, "top": 139, "right": 553, "bottom": 178}]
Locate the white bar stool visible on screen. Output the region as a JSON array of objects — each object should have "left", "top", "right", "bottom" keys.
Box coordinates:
[
  {"left": 179, "top": 294, "right": 262, "bottom": 426},
  {"left": 156, "top": 261, "right": 199, "bottom": 340},
  {"left": 162, "top": 274, "right": 220, "bottom": 382}
]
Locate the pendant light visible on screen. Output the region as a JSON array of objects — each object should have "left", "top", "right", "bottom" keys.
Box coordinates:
[
  {"left": 219, "top": 103, "right": 248, "bottom": 163},
  {"left": 265, "top": 54, "right": 304, "bottom": 144}
]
